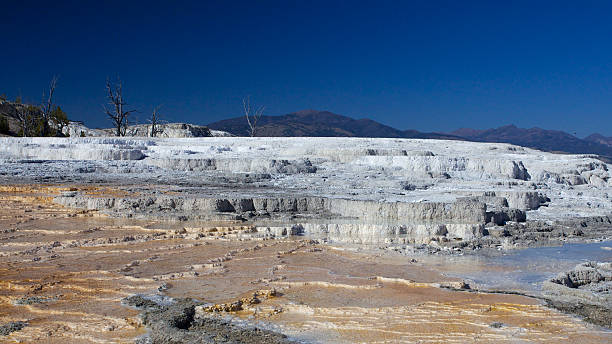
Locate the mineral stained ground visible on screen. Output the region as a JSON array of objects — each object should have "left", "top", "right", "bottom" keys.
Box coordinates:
[{"left": 0, "top": 137, "right": 611, "bottom": 343}]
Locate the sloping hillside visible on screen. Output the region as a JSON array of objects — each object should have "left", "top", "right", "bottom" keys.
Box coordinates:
[
  {"left": 450, "top": 125, "right": 612, "bottom": 158},
  {"left": 585, "top": 133, "right": 612, "bottom": 148},
  {"left": 208, "top": 110, "right": 457, "bottom": 139}
]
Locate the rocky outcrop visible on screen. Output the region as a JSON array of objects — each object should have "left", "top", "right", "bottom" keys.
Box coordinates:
[
  {"left": 148, "top": 158, "right": 317, "bottom": 173},
  {"left": 124, "top": 123, "right": 213, "bottom": 138},
  {"left": 548, "top": 261, "right": 611, "bottom": 290},
  {"left": 488, "top": 191, "right": 549, "bottom": 211},
  {"left": 353, "top": 156, "right": 530, "bottom": 180},
  {"left": 485, "top": 208, "right": 526, "bottom": 225},
  {"left": 123, "top": 296, "right": 294, "bottom": 344},
  {"left": 543, "top": 262, "right": 612, "bottom": 327},
  {"left": 329, "top": 199, "right": 486, "bottom": 224},
  {"left": 298, "top": 222, "right": 485, "bottom": 244},
  {"left": 63, "top": 122, "right": 107, "bottom": 137},
  {"left": 54, "top": 195, "right": 486, "bottom": 224},
  {"left": 535, "top": 161, "right": 609, "bottom": 186},
  {"left": 63, "top": 122, "right": 232, "bottom": 138},
  {"left": 54, "top": 193, "right": 490, "bottom": 243}
]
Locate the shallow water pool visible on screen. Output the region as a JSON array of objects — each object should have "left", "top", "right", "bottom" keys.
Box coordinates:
[{"left": 429, "top": 241, "right": 612, "bottom": 294}]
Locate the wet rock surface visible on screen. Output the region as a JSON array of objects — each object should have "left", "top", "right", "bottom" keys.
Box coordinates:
[
  {"left": 549, "top": 261, "right": 611, "bottom": 289},
  {"left": 545, "top": 299, "right": 611, "bottom": 328},
  {"left": 0, "top": 321, "right": 27, "bottom": 336},
  {"left": 125, "top": 296, "right": 294, "bottom": 344},
  {"left": 543, "top": 261, "right": 612, "bottom": 327}
]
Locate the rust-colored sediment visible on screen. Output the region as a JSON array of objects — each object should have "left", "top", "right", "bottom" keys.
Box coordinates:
[{"left": 0, "top": 185, "right": 610, "bottom": 343}]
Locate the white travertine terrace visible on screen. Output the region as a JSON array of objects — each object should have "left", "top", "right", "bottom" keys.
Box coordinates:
[{"left": 1, "top": 137, "right": 611, "bottom": 244}]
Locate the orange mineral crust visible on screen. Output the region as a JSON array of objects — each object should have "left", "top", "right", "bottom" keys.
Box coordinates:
[{"left": 0, "top": 185, "right": 609, "bottom": 343}]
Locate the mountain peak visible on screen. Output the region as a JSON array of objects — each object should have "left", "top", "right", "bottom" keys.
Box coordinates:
[
  {"left": 585, "top": 133, "right": 612, "bottom": 148},
  {"left": 291, "top": 109, "right": 330, "bottom": 116},
  {"left": 586, "top": 133, "right": 609, "bottom": 140}
]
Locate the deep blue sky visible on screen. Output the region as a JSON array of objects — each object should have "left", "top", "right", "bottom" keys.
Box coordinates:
[{"left": 1, "top": 1, "right": 611, "bottom": 137}]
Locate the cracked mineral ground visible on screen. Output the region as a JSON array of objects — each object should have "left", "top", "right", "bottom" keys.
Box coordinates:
[{"left": 0, "top": 137, "right": 611, "bottom": 343}]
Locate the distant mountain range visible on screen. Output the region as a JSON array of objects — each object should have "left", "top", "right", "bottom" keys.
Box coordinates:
[
  {"left": 450, "top": 125, "right": 612, "bottom": 157},
  {"left": 208, "top": 110, "right": 459, "bottom": 140},
  {"left": 208, "top": 110, "right": 612, "bottom": 159}
]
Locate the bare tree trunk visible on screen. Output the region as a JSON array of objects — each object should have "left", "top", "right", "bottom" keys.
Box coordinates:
[
  {"left": 121, "top": 116, "right": 129, "bottom": 136},
  {"left": 40, "top": 76, "right": 58, "bottom": 137},
  {"left": 15, "top": 105, "right": 37, "bottom": 137},
  {"left": 104, "top": 77, "right": 136, "bottom": 137},
  {"left": 149, "top": 105, "right": 164, "bottom": 137},
  {"left": 242, "top": 96, "right": 264, "bottom": 137},
  {"left": 15, "top": 106, "right": 27, "bottom": 137}
]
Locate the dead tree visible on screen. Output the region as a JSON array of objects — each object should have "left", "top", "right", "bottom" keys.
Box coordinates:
[
  {"left": 15, "top": 105, "right": 38, "bottom": 137},
  {"left": 104, "top": 77, "right": 136, "bottom": 136},
  {"left": 39, "top": 76, "right": 58, "bottom": 137},
  {"left": 242, "top": 96, "right": 264, "bottom": 137},
  {"left": 15, "top": 105, "right": 29, "bottom": 137},
  {"left": 148, "top": 105, "right": 165, "bottom": 137}
]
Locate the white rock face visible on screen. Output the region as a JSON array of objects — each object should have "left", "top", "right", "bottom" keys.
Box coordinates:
[
  {"left": 0, "top": 137, "right": 148, "bottom": 160},
  {"left": 63, "top": 122, "right": 232, "bottom": 138},
  {"left": 297, "top": 223, "right": 485, "bottom": 244},
  {"left": 124, "top": 123, "right": 216, "bottom": 138},
  {"left": 63, "top": 122, "right": 107, "bottom": 137},
  {"left": 1, "top": 136, "right": 611, "bottom": 244}
]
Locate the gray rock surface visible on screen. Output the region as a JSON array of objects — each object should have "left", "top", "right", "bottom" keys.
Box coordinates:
[
  {"left": 124, "top": 296, "right": 295, "bottom": 344},
  {"left": 543, "top": 262, "right": 612, "bottom": 327},
  {"left": 547, "top": 261, "right": 611, "bottom": 295},
  {"left": 0, "top": 321, "right": 27, "bottom": 336}
]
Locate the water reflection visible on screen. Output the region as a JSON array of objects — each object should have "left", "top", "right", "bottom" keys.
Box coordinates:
[{"left": 431, "top": 241, "right": 612, "bottom": 294}]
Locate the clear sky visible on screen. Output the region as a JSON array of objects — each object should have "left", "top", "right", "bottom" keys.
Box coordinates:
[{"left": 1, "top": 1, "right": 611, "bottom": 137}]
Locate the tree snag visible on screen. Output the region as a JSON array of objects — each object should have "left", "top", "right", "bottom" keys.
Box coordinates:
[
  {"left": 104, "top": 77, "right": 136, "bottom": 136},
  {"left": 149, "top": 105, "right": 165, "bottom": 137},
  {"left": 242, "top": 96, "right": 264, "bottom": 137},
  {"left": 39, "top": 76, "right": 58, "bottom": 137}
]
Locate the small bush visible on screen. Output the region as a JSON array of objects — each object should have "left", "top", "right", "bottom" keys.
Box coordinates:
[
  {"left": 50, "top": 106, "right": 69, "bottom": 136},
  {"left": 0, "top": 116, "right": 9, "bottom": 134}
]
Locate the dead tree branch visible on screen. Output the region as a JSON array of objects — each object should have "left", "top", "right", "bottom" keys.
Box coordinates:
[
  {"left": 15, "top": 106, "right": 28, "bottom": 137},
  {"left": 40, "top": 76, "right": 58, "bottom": 136},
  {"left": 148, "top": 105, "right": 165, "bottom": 137},
  {"left": 15, "top": 105, "right": 38, "bottom": 137},
  {"left": 242, "top": 96, "right": 264, "bottom": 137},
  {"left": 104, "top": 77, "right": 136, "bottom": 136}
]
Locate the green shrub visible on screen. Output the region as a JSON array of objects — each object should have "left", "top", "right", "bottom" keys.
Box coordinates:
[
  {"left": 0, "top": 116, "right": 9, "bottom": 134},
  {"left": 50, "top": 106, "right": 69, "bottom": 136}
]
